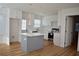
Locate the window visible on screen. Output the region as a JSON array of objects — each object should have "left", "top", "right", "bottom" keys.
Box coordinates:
[
  {"left": 34, "top": 19, "right": 41, "bottom": 27},
  {"left": 21, "top": 19, "right": 26, "bottom": 30}
]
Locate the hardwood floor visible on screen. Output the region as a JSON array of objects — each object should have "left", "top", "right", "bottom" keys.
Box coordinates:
[{"left": 0, "top": 40, "right": 77, "bottom": 56}]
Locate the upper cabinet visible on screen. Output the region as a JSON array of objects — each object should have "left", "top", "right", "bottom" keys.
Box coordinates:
[
  {"left": 42, "top": 14, "right": 58, "bottom": 27},
  {"left": 10, "top": 8, "right": 22, "bottom": 19}
]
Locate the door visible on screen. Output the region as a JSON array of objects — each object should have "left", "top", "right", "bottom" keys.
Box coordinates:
[
  {"left": 65, "top": 16, "right": 74, "bottom": 47},
  {"left": 10, "top": 18, "right": 20, "bottom": 42}
]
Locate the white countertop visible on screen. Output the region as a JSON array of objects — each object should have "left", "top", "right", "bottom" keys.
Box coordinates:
[{"left": 21, "top": 33, "right": 44, "bottom": 37}]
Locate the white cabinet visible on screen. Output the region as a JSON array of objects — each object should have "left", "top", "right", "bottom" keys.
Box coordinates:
[{"left": 53, "top": 32, "right": 60, "bottom": 46}]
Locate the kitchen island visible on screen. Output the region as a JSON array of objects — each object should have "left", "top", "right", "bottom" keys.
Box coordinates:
[{"left": 21, "top": 33, "right": 44, "bottom": 52}]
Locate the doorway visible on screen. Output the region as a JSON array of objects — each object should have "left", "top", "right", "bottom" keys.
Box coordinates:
[
  {"left": 10, "top": 18, "right": 21, "bottom": 43},
  {"left": 65, "top": 15, "right": 79, "bottom": 51}
]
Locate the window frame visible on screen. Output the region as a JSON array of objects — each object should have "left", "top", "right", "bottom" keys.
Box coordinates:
[
  {"left": 21, "top": 19, "right": 27, "bottom": 30},
  {"left": 34, "top": 19, "right": 41, "bottom": 28}
]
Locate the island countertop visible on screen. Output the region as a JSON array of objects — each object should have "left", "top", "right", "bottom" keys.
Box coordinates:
[{"left": 21, "top": 33, "right": 44, "bottom": 37}]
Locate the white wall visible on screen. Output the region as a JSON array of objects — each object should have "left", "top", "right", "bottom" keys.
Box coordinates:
[
  {"left": 10, "top": 8, "right": 22, "bottom": 19},
  {"left": 58, "top": 7, "right": 79, "bottom": 48},
  {"left": 0, "top": 8, "right": 9, "bottom": 45}
]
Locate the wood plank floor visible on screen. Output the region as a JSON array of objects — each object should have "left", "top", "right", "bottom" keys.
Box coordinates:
[{"left": 0, "top": 40, "right": 78, "bottom": 56}]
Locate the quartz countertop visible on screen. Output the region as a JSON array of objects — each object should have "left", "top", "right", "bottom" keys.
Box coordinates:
[{"left": 21, "top": 33, "right": 44, "bottom": 37}]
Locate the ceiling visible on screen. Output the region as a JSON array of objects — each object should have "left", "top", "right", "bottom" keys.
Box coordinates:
[{"left": 0, "top": 3, "right": 79, "bottom": 15}]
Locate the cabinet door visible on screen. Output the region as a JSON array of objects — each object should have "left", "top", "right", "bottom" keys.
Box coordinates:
[
  {"left": 21, "top": 35, "right": 27, "bottom": 51},
  {"left": 54, "top": 33, "right": 60, "bottom": 46}
]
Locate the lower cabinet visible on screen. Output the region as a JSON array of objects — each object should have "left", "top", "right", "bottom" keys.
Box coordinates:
[
  {"left": 53, "top": 32, "right": 60, "bottom": 46},
  {"left": 21, "top": 35, "right": 44, "bottom": 52}
]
